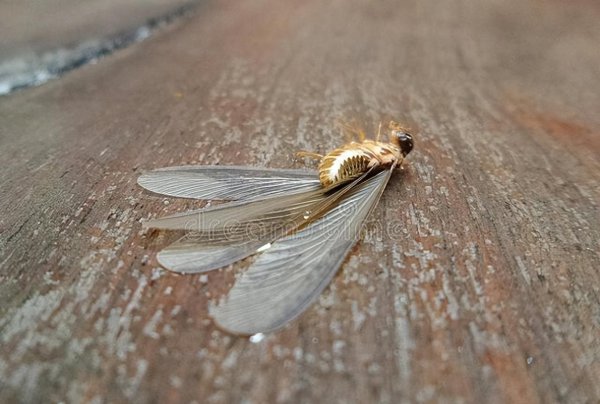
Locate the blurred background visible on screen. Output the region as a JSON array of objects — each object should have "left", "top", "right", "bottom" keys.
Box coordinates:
[{"left": 0, "top": 0, "right": 197, "bottom": 94}]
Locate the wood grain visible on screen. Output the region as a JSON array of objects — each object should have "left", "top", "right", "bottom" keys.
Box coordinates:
[{"left": 0, "top": 0, "right": 598, "bottom": 402}]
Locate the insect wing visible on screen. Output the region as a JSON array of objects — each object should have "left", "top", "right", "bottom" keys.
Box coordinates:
[
  {"left": 142, "top": 187, "right": 324, "bottom": 231},
  {"left": 158, "top": 239, "right": 267, "bottom": 274},
  {"left": 151, "top": 190, "right": 325, "bottom": 273},
  {"left": 137, "top": 165, "right": 320, "bottom": 201},
  {"left": 209, "top": 168, "right": 393, "bottom": 334},
  {"left": 150, "top": 170, "right": 375, "bottom": 273}
]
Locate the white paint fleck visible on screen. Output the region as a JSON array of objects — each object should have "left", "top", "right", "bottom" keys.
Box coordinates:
[
  {"left": 170, "top": 375, "right": 183, "bottom": 388},
  {"left": 170, "top": 305, "right": 181, "bottom": 317},
  {"left": 351, "top": 301, "right": 367, "bottom": 331},
  {"left": 151, "top": 267, "right": 163, "bottom": 280},
  {"left": 222, "top": 350, "right": 239, "bottom": 369},
  {"left": 124, "top": 359, "right": 148, "bottom": 399},
  {"left": 143, "top": 309, "right": 163, "bottom": 339},
  {"left": 515, "top": 256, "right": 531, "bottom": 286},
  {"left": 332, "top": 340, "right": 346, "bottom": 355}
]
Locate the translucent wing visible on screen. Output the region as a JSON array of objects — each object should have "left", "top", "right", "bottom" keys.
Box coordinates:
[
  {"left": 151, "top": 190, "right": 323, "bottom": 273},
  {"left": 157, "top": 239, "right": 267, "bottom": 274},
  {"left": 209, "top": 168, "right": 393, "bottom": 334},
  {"left": 142, "top": 188, "right": 323, "bottom": 231},
  {"left": 137, "top": 165, "right": 320, "bottom": 201},
  {"left": 149, "top": 171, "right": 375, "bottom": 273}
]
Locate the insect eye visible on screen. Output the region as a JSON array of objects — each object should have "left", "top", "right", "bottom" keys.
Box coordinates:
[{"left": 395, "top": 132, "right": 413, "bottom": 156}]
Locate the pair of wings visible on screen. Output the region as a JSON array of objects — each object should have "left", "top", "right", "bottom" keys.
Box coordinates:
[{"left": 138, "top": 165, "right": 393, "bottom": 335}]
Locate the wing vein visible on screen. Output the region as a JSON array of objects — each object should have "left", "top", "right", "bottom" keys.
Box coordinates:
[{"left": 209, "top": 169, "right": 393, "bottom": 334}]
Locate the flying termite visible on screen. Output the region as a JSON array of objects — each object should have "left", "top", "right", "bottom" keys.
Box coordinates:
[{"left": 137, "top": 120, "right": 414, "bottom": 335}]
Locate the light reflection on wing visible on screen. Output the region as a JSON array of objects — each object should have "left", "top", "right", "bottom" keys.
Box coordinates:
[
  {"left": 209, "top": 168, "right": 393, "bottom": 334},
  {"left": 137, "top": 166, "right": 320, "bottom": 201}
]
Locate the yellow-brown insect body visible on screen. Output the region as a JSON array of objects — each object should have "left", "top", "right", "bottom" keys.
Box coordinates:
[{"left": 318, "top": 140, "right": 401, "bottom": 187}]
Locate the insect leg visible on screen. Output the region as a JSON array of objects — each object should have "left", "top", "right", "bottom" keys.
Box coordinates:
[
  {"left": 337, "top": 120, "right": 366, "bottom": 142},
  {"left": 375, "top": 121, "right": 382, "bottom": 142},
  {"left": 357, "top": 127, "right": 367, "bottom": 142}
]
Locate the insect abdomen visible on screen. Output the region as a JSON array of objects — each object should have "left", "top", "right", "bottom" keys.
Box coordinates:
[{"left": 318, "top": 149, "right": 371, "bottom": 187}]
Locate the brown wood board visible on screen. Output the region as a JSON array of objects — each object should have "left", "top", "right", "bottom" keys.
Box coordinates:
[{"left": 0, "top": 0, "right": 598, "bottom": 402}]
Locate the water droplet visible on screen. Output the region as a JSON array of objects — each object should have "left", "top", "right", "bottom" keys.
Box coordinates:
[
  {"left": 303, "top": 210, "right": 311, "bottom": 219},
  {"left": 526, "top": 356, "right": 534, "bottom": 365},
  {"left": 249, "top": 333, "right": 265, "bottom": 343}
]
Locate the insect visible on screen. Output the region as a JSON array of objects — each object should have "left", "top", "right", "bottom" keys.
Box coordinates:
[{"left": 138, "top": 120, "right": 414, "bottom": 335}]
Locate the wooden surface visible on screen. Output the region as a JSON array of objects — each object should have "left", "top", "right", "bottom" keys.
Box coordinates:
[
  {"left": 0, "top": 0, "right": 195, "bottom": 60},
  {"left": 1, "top": 0, "right": 599, "bottom": 402}
]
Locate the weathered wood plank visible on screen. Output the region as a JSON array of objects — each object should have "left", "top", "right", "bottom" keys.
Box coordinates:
[
  {"left": 0, "top": 0, "right": 599, "bottom": 402},
  {"left": 0, "top": 0, "right": 198, "bottom": 94}
]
